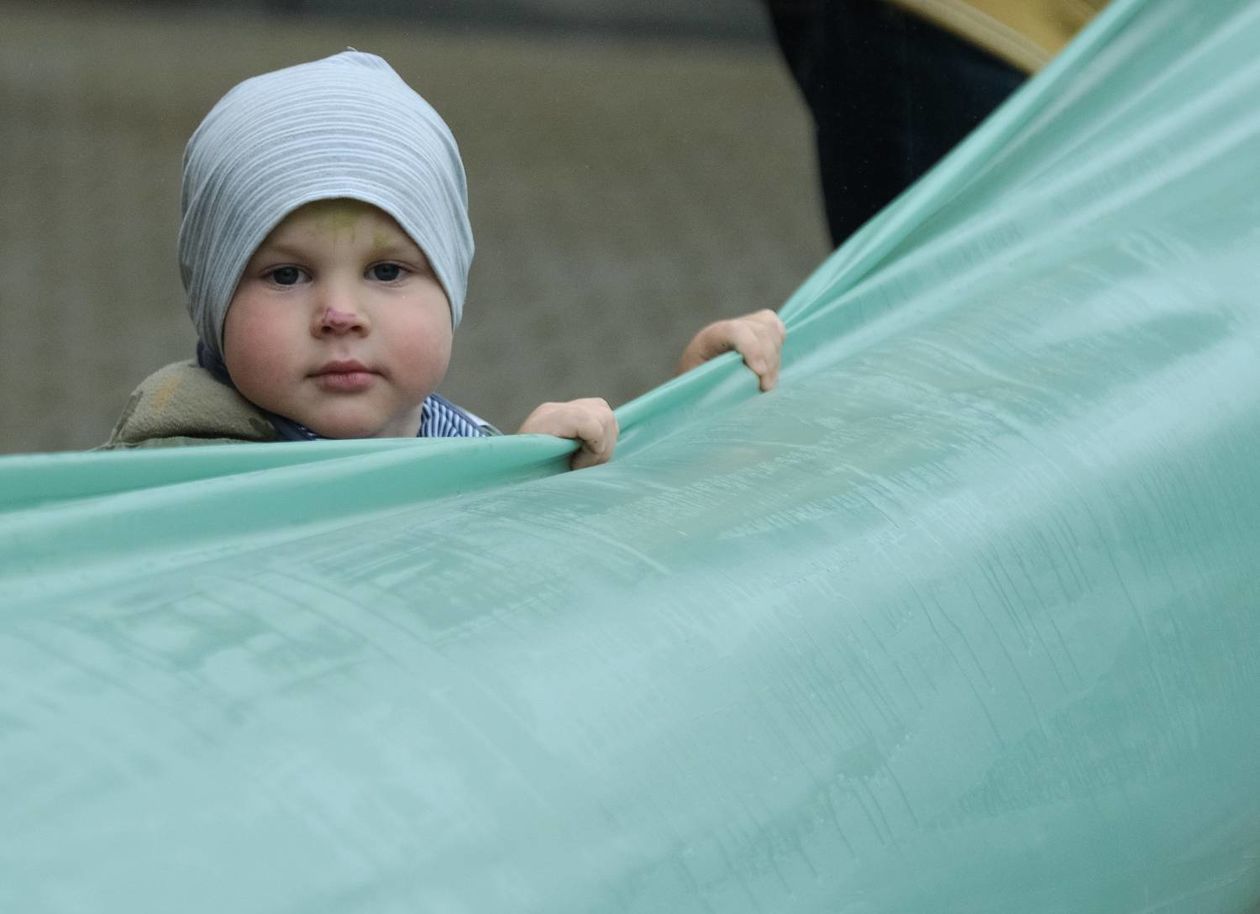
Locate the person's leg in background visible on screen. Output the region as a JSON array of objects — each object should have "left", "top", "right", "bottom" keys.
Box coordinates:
[{"left": 765, "top": 0, "right": 1026, "bottom": 247}]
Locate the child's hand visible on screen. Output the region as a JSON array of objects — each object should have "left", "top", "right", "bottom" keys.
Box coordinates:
[
  {"left": 676, "top": 308, "right": 787, "bottom": 392},
  {"left": 518, "top": 398, "right": 618, "bottom": 470}
]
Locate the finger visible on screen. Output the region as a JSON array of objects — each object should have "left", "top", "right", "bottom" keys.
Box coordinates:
[
  {"left": 723, "top": 322, "right": 781, "bottom": 386},
  {"left": 745, "top": 311, "right": 785, "bottom": 390},
  {"left": 759, "top": 361, "right": 780, "bottom": 392},
  {"left": 570, "top": 400, "right": 617, "bottom": 469}
]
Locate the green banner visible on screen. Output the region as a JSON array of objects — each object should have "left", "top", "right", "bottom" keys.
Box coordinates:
[{"left": 3, "top": 0, "right": 1259, "bottom": 910}]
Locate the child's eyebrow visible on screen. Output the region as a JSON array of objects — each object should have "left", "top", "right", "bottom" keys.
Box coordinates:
[
  {"left": 370, "top": 239, "right": 428, "bottom": 261},
  {"left": 369, "top": 240, "right": 434, "bottom": 271},
  {"left": 367, "top": 233, "right": 433, "bottom": 262},
  {"left": 250, "top": 240, "right": 310, "bottom": 263}
]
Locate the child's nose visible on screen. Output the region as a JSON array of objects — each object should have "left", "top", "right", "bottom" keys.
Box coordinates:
[{"left": 316, "top": 305, "right": 366, "bottom": 335}]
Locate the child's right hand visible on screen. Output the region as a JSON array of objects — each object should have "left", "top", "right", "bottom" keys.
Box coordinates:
[{"left": 518, "top": 398, "right": 618, "bottom": 470}]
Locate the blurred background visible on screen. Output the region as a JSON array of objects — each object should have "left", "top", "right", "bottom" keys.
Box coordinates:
[{"left": 0, "top": 0, "right": 829, "bottom": 454}]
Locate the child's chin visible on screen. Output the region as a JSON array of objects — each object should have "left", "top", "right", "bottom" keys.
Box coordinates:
[
  {"left": 322, "top": 428, "right": 388, "bottom": 440},
  {"left": 305, "top": 413, "right": 414, "bottom": 440},
  {"left": 302, "top": 416, "right": 387, "bottom": 440}
]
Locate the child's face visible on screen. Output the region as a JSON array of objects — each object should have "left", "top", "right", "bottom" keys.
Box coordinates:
[{"left": 223, "top": 199, "right": 453, "bottom": 438}]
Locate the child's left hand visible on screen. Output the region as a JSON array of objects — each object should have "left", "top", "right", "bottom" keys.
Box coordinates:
[
  {"left": 676, "top": 308, "right": 786, "bottom": 391},
  {"left": 518, "top": 397, "right": 618, "bottom": 470}
]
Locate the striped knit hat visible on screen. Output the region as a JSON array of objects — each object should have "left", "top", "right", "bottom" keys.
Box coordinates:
[{"left": 178, "top": 51, "right": 474, "bottom": 359}]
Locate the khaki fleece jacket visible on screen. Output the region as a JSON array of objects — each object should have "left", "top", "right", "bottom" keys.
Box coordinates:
[
  {"left": 102, "top": 360, "right": 280, "bottom": 449},
  {"left": 887, "top": 0, "right": 1107, "bottom": 73}
]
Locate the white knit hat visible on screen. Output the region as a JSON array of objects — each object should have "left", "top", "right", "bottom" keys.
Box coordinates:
[{"left": 178, "top": 50, "right": 474, "bottom": 358}]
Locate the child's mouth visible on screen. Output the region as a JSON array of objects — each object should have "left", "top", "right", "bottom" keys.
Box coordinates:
[{"left": 312, "top": 360, "right": 376, "bottom": 392}]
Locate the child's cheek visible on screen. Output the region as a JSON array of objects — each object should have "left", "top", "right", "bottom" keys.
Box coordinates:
[{"left": 223, "top": 290, "right": 302, "bottom": 388}]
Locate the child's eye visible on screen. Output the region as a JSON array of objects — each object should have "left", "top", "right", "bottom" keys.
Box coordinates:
[
  {"left": 268, "top": 266, "right": 304, "bottom": 286},
  {"left": 369, "top": 263, "right": 405, "bottom": 282}
]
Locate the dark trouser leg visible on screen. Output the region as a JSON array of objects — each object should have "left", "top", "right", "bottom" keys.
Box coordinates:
[{"left": 766, "top": 0, "right": 1026, "bottom": 246}]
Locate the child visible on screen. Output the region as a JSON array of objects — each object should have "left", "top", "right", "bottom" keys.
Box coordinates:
[{"left": 105, "top": 51, "right": 784, "bottom": 468}]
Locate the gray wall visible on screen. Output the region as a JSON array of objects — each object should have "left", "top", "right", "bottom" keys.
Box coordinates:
[
  {"left": 0, "top": 0, "right": 829, "bottom": 453},
  {"left": 105, "top": 0, "right": 773, "bottom": 42}
]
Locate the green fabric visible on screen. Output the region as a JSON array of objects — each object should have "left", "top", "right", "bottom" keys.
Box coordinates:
[{"left": 3, "top": 0, "right": 1260, "bottom": 910}]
